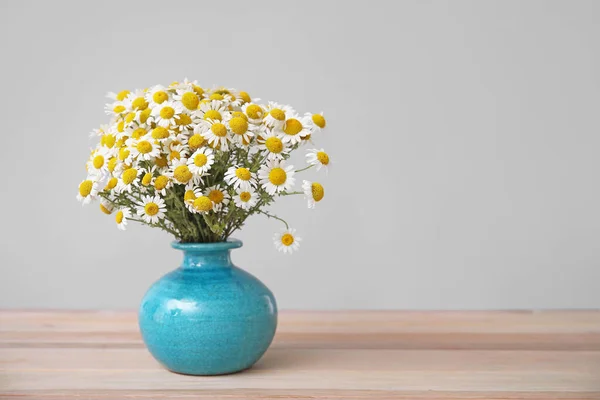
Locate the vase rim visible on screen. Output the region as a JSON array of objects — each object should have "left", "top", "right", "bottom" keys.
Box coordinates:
[{"left": 171, "top": 238, "right": 243, "bottom": 252}]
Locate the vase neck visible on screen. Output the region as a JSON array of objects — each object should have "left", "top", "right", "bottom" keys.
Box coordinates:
[
  {"left": 181, "top": 250, "right": 233, "bottom": 269},
  {"left": 172, "top": 240, "right": 243, "bottom": 269}
]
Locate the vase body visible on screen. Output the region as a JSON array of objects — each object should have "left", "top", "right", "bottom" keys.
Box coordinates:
[{"left": 138, "top": 239, "right": 277, "bottom": 375}]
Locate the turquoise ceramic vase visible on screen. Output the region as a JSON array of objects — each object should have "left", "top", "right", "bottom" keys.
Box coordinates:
[{"left": 138, "top": 239, "right": 277, "bottom": 375}]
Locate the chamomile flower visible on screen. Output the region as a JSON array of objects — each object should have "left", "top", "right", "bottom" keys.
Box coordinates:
[
  {"left": 187, "top": 147, "right": 214, "bottom": 176},
  {"left": 241, "top": 103, "right": 265, "bottom": 124},
  {"left": 257, "top": 129, "right": 290, "bottom": 161},
  {"left": 190, "top": 196, "right": 213, "bottom": 214},
  {"left": 173, "top": 113, "right": 196, "bottom": 132},
  {"left": 183, "top": 184, "right": 203, "bottom": 212},
  {"left": 224, "top": 165, "right": 257, "bottom": 190},
  {"left": 105, "top": 96, "right": 128, "bottom": 115},
  {"left": 115, "top": 208, "right": 131, "bottom": 231},
  {"left": 116, "top": 167, "right": 139, "bottom": 193},
  {"left": 274, "top": 228, "right": 301, "bottom": 254},
  {"left": 151, "top": 100, "right": 181, "bottom": 127},
  {"left": 99, "top": 200, "right": 114, "bottom": 215},
  {"left": 201, "top": 119, "right": 232, "bottom": 151},
  {"left": 166, "top": 143, "right": 189, "bottom": 162},
  {"left": 227, "top": 114, "right": 256, "bottom": 146},
  {"left": 204, "top": 185, "right": 230, "bottom": 212},
  {"left": 174, "top": 89, "right": 200, "bottom": 112},
  {"left": 258, "top": 160, "right": 295, "bottom": 195},
  {"left": 76, "top": 178, "right": 99, "bottom": 205},
  {"left": 127, "top": 138, "right": 160, "bottom": 161},
  {"left": 168, "top": 159, "right": 194, "bottom": 185},
  {"left": 306, "top": 148, "right": 330, "bottom": 172},
  {"left": 233, "top": 187, "right": 258, "bottom": 210},
  {"left": 264, "top": 102, "right": 294, "bottom": 128},
  {"left": 196, "top": 99, "right": 227, "bottom": 122},
  {"left": 125, "top": 89, "right": 149, "bottom": 113},
  {"left": 280, "top": 115, "right": 310, "bottom": 145},
  {"left": 136, "top": 195, "right": 167, "bottom": 224},
  {"left": 146, "top": 85, "right": 170, "bottom": 108},
  {"left": 153, "top": 175, "right": 172, "bottom": 196},
  {"left": 86, "top": 148, "right": 109, "bottom": 177},
  {"left": 140, "top": 165, "right": 158, "bottom": 188},
  {"left": 305, "top": 112, "right": 326, "bottom": 131},
  {"left": 302, "top": 180, "right": 325, "bottom": 209}
]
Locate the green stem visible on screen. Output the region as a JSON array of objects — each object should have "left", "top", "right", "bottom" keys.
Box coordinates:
[
  {"left": 295, "top": 164, "right": 314, "bottom": 173},
  {"left": 280, "top": 191, "right": 303, "bottom": 196},
  {"left": 257, "top": 210, "right": 289, "bottom": 230}
]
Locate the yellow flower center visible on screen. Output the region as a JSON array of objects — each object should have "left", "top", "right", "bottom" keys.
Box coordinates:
[
  {"left": 125, "top": 112, "right": 136, "bottom": 123},
  {"left": 122, "top": 168, "right": 138, "bottom": 184},
  {"left": 181, "top": 92, "right": 199, "bottom": 110},
  {"left": 209, "top": 93, "right": 224, "bottom": 100},
  {"left": 245, "top": 104, "right": 263, "bottom": 119},
  {"left": 154, "top": 175, "right": 169, "bottom": 190},
  {"left": 78, "top": 180, "right": 93, "bottom": 197},
  {"left": 229, "top": 117, "right": 248, "bottom": 135},
  {"left": 131, "top": 97, "right": 148, "bottom": 111},
  {"left": 144, "top": 202, "right": 159, "bottom": 216},
  {"left": 100, "top": 203, "right": 112, "bottom": 215},
  {"left": 92, "top": 155, "right": 104, "bottom": 169},
  {"left": 235, "top": 167, "right": 251, "bottom": 181},
  {"left": 208, "top": 189, "right": 224, "bottom": 204},
  {"left": 155, "top": 156, "right": 168, "bottom": 168},
  {"left": 151, "top": 127, "right": 169, "bottom": 140},
  {"left": 193, "top": 196, "right": 213, "bottom": 212},
  {"left": 203, "top": 110, "right": 222, "bottom": 121},
  {"left": 311, "top": 182, "right": 324, "bottom": 201},
  {"left": 174, "top": 165, "right": 192, "bottom": 183},
  {"left": 269, "top": 108, "right": 285, "bottom": 121},
  {"left": 312, "top": 114, "right": 326, "bottom": 128},
  {"left": 116, "top": 90, "right": 130, "bottom": 101},
  {"left": 137, "top": 140, "right": 153, "bottom": 154},
  {"left": 175, "top": 113, "right": 192, "bottom": 126},
  {"left": 105, "top": 177, "right": 118, "bottom": 190},
  {"left": 268, "top": 168, "right": 286, "bottom": 185},
  {"left": 153, "top": 91, "right": 168, "bottom": 104},
  {"left": 265, "top": 137, "right": 283, "bottom": 153},
  {"left": 284, "top": 118, "right": 303, "bottom": 136},
  {"left": 184, "top": 190, "right": 196, "bottom": 203},
  {"left": 160, "top": 106, "right": 175, "bottom": 119},
  {"left": 169, "top": 150, "right": 181, "bottom": 161},
  {"left": 107, "top": 157, "right": 117, "bottom": 172},
  {"left": 188, "top": 134, "right": 205, "bottom": 149},
  {"left": 140, "top": 108, "right": 152, "bottom": 123},
  {"left": 211, "top": 123, "right": 228, "bottom": 137},
  {"left": 231, "top": 111, "right": 248, "bottom": 121},
  {"left": 113, "top": 105, "right": 126, "bottom": 114},
  {"left": 102, "top": 134, "right": 116, "bottom": 148},
  {"left": 194, "top": 153, "right": 208, "bottom": 167},
  {"left": 239, "top": 91, "right": 251, "bottom": 103},
  {"left": 118, "top": 147, "right": 130, "bottom": 161},
  {"left": 141, "top": 172, "right": 153, "bottom": 186},
  {"left": 192, "top": 85, "right": 204, "bottom": 97},
  {"left": 316, "top": 151, "right": 329, "bottom": 165},
  {"left": 239, "top": 191, "right": 251, "bottom": 202},
  {"left": 115, "top": 210, "right": 124, "bottom": 224},
  {"left": 281, "top": 233, "right": 294, "bottom": 246},
  {"left": 131, "top": 128, "right": 147, "bottom": 139}
]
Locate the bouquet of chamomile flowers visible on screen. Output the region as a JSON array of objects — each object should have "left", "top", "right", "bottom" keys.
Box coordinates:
[{"left": 76, "top": 80, "right": 330, "bottom": 253}]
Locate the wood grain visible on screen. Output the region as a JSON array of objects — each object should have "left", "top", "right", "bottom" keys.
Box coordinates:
[{"left": 1, "top": 310, "right": 599, "bottom": 399}]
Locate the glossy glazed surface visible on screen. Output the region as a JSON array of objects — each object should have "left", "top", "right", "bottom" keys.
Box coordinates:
[{"left": 139, "top": 239, "right": 277, "bottom": 375}]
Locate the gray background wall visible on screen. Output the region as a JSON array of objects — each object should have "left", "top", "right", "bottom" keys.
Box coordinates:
[{"left": 1, "top": 0, "right": 599, "bottom": 310}]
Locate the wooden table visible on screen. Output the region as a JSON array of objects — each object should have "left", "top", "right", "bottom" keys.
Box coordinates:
[{"left": 1, "top": 310, "right": 599, "bottom": 399}]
